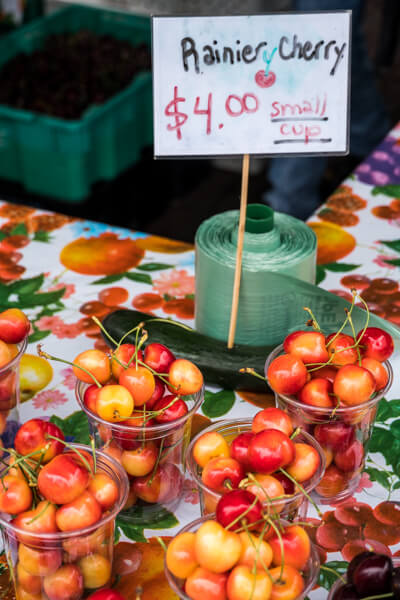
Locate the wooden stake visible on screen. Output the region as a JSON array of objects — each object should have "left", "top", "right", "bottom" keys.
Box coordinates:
[{"left": 227, "top": 153, "right": 250, "bottom": 349}]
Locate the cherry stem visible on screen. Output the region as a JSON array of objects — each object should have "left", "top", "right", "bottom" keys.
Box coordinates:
[
  {"left": 303, "top": 307, "right": 321, "bottom": 331},
  {"left": 90, "top": 436, "right": 97, "bottom": 475},
  {"left": 147, "top": 317, "right": 194, "bottom": 332},
  {"left": 27, "top": 501, "right": 51, "bottom": 525},
  {"left": 117, "top": 323, "right": 145, "bottom": 350},
  {"left": 241, "top": 520, "right": 273, "bottom": 583},
  {"left": 265, "top": 516, "right": 285, "bottom": 581},
  {"left": 37, "top": 345, "right": 102, "bottom": 389},
  {"left": 224, "top": 495, "right": 258, "bottom": 531},
  {"left": 290, "top": 427, "right": 301, "bottom": 440},
  {"left": 326, "top": 292, "right": 356, "bottom": 349},
  {"left": 155, "top": 536, "right": 167, "bottom": 552},
  {"left": 279, "top": 468, "right": 323, "bottom": 518},
  {"left": 361, "top": 593, "right": 394, "bottom": 600},
  {"left": 346, "top": 308, "right": 362, "bottom": 365},
  {"left": 46, "top": 435, "right": 94, "bottom": 476},
  {"left": 91, "top": 316, "right": 119, "bottom": 347},
  {"left": 319, "top": 565, "right": 346, "bottom": 584},
  {"left": 239, "top": 368, "right": 267, "bottom": 383}
]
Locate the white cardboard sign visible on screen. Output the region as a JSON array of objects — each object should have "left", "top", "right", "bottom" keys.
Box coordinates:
[{"left": 152, "top": 12, "right": 351, "bottom": 157}]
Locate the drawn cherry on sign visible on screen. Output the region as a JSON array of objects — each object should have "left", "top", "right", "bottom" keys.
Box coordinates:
[
  {"left": 255, "top": 47, "right": 277, "bottom": 88},
  {"left": 255, "top": 70, "right": 276, "bottom": 88}
]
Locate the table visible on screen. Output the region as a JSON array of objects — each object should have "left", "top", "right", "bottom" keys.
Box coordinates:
[{"left": 0, "top": 123, "right": 399, "bottom": 599}]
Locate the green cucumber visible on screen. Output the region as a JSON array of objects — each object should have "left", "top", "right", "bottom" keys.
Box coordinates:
[{"left": 101, "top": 309, "right": 273, "bottom": 392}]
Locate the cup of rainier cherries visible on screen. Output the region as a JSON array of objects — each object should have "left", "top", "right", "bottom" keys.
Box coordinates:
[
  {"left": 0, "top": 309, "right": 30, "bottom": 443},
  {"left": 164, "top": 496, "right": 320, "bottom": 600},
  {"left": 265, "top": 319, "right": 394, "bottom": 504},
  {"left": 0, "top": 418, "right": 129, "bottom": 600},
  {"left": 73, "top": 333, "right": 204, "bottom": 523},
  {"left": 186, "top": 408, "right": 326, "bottom": 520}
]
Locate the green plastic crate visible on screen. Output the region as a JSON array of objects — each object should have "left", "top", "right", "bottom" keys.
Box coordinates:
[{"left": 0, "top": 6, "right": 152, "bottom": 202}]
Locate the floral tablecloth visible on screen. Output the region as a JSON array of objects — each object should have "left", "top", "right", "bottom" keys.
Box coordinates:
[{"left": 0, "top": 124, "right": 399, "bottom": 599}]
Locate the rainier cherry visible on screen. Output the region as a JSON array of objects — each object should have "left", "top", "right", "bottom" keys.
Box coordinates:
[
  {"left": 361, "top": 357, "right": 389, "bottom": 391},
  {"left": 284, "top": 330, "right": 328, "bottom": 364},
  {"left": 266, "top": 354, "right": 308, "bottom": 395},
  {"left": 14, "top": 418, "right": 65, "bottom": 463},
  {"left": 298, "top": 378, "right": 334, "bottom": 409},
  {"left": 0, "top": 308, "right": 30, "bottom": 344},
  {"left": 230, "top": 431, "right": 254, "bottom": 470},
  {"left": 333, "top": 365, "right": 376, "bottom": 405},
  {"left": 72, "top": 349, "right": 110, "bottom": 385},
  {"left": 193, "top": 431, "right": 230, "bottom": 468},
  {"left": 326, "top": 333, "right": 358, "bottom": 366},
  {"left": 38, "top": 454, "right": 89, "bottom": 505},
  {"left": 252, "top": 407, "right": 293, "bottom": 436},
  {"left": 194, "top": 520, "right": 242, "bottom": 573},
  {"left": 202, "top": 457, "right": 245, "bottom": 494}
]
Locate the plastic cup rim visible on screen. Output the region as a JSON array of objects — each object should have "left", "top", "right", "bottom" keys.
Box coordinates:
[{"left": 0, "top": 442, "right": 129, "bottom": 541}]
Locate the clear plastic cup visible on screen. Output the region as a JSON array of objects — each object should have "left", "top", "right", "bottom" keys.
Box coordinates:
[
  {"left": 164, "top": 514, "right": 320, "bottom": 600},
  {"left": 265, "top": 344, "right": 393, "bottom": 504},
  {"left": 76, "top": 380, "right": 204, "bottom": 524},
  {"left": 0, "top": 444, "right": 128, "bottom": 600},
  {"left": 186, "top": 419, "right": 326, "bottom": 520},
  {"left": 0, "top": 336, "right": 27, "bottom": 447}
]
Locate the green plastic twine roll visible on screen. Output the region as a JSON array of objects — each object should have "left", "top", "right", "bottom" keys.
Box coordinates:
[{"left": 195, "top": 205, "right": 317, "bottom": 346}]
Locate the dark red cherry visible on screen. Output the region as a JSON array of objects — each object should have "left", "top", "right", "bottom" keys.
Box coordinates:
[
  {"left": 352, "top": 553, "right": 393, "bottom": 597},
  {"left": 331, "top": 583, "right": 360, "bottom": 600},
  {"left": 347, "top": 551, "right": 374, "bottom": 584}
]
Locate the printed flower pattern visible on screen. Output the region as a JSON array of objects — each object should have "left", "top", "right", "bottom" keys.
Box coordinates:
[
  {"left": 33, "top": 390, "right": 68, "bottom": 410},
  {"left": 153, "top": 269, "right": 195, "bottom": 298}
]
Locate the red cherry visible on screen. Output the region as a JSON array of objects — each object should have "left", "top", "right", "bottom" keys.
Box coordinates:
[
  {"left": 356, "top": 327, "right": 394, "bottom": 362},
  {"left": 314, "top": 422, "right": 355, "bottom": 452},
  {"left": 14, "top": 419, "right": 65, "bottom": 463},
  {"left": 144, "top": 343, "right": 175, "bottom": 374},
  {"left": 248, "top": 429, "right": 295, "bottom": 474},
  {"left": 272, "top": 471, "right": 295, "bottom": 495},
  {"left": 230, "top": 432, "right": 254, "bottom": 471},
  {"left": 216, "top": 490, "right": 263, "bottom": 531},
  {"left": 334, "top": 439, "right": 364, "bottom": 473},
  {"left": 202, "top": 457, "right": 245, "bottom": 494},
  {"left": 284, "top": 331, "right": 328, "bottom": 365},
  {"left": 146, "top": 377, "right": 165, "bottom": 410},
  {"left": 87, "top": 590, "right": 126, "bottom": 600},
  {"left": 255, "top": 69, "right": 276, "bottom": 88},
  {"left": 83, "top": 385, "right": 99, "bottom": 414},
  {"left": 153, "top": 394, "right": 188, "bottom": 423},
  {"left": 310, "top": 365, "right": 338, "bottom": 383},
  {"left": 266, "top": 354, "right": 308, "bottom": 395}
]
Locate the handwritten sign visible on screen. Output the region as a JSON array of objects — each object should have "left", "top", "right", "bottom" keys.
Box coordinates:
[{"left": 152, "top": 12, "right": 351, "bottom": 157}]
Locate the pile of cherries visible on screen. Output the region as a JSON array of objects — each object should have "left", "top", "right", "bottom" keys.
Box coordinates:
[
  {"left": 267, "top": 326, "right": 393, "bottom": 407},
  {"left": 0, "top": 307, "right": 30, "bottom": 432},
  {"left": 166, "top": 488, "right": 313, "bottom": 600},
  {"left": 192, "top": 407, "right": 322, "bottom": 511},
  {"left": 58, "top": 334, "right": 204, "bottom": 510},
  {"left": 75, "top": 339, "right": 203, "bottom": 425},
  {"left": 267, "top": 325, "right": 394, "bottom": 499},
  {"left": 331, "top": 551, "right": 400, "bottom": 600},
  {"left": 0, "top": 418, "right": 121, "bottom": 600}
]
